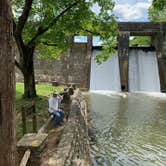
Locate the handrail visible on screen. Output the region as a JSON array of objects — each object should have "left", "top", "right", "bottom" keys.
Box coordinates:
[{"left": 19, "top": 149, "right": 31, "bottom": 166}]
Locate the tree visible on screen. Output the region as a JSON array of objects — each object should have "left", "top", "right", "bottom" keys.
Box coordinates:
[
  {"left": 0, "top": 0, "right": 16, "bottom": 165},
  {"left": 12, "top": 0, "right": 118, "bottom": 98},
  {"left": 130, "top": 36, "right": 151, "bottom": 46},
  {"left": 148, "top": 0, "right": 166, "bottom": 21}
]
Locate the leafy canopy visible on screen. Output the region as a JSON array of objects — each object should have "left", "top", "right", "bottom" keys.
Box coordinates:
[
  {"left": 12, "top": 0, "right": 118, "bottom": 62},
  {"left": 148, "top": 0, "right": 166, "bottom": 21}
]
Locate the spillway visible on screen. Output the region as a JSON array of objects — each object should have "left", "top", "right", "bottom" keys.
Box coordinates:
[
  {"left": 90, "top": 48, "right": 121, "bottom": 91},
  {"left": 128, "top": 47, "right": 160, "bottom": 92}
]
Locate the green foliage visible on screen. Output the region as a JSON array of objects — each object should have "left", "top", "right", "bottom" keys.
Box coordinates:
[
  {"left": 95, "top": 37, "right": 117, "bottom": 64},
  {"left": 130, "top": 36, "right": 151, "bottom": 46},
  {"left": 152, "top": 0, "right": 166, "bottom": 10},
  {"left": 36, "top": 44, "right": 62, "bottom": 60},
  {"left": 148, "top": 0, "right": 166, "bottom": 21},
  {"left": 12, "top": 0, "right": 118, "bottom": 62}
]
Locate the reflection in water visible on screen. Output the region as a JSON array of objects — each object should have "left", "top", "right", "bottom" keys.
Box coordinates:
[{"left": 89, "top": 92, "right": 166, "bottom": 166}]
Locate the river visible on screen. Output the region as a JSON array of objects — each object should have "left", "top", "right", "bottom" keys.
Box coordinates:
[{"left": 88, "top": 91, "right": 166, "bottom": 166}]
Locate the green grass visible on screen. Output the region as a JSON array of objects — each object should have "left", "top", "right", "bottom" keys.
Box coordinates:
[
  {"left": 16, "top": 83, "right": 64, "bottom": 112},
  {"left": 16, "top": 83, "right": 64, "bottom": 140}
]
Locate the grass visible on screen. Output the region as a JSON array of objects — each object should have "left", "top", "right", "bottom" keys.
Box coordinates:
[
  {"left": 16, "top": 82, "right": 64, "bottom": 140},
  {"left": 16, "top": 83, "right": 64, "bottom": 112}
]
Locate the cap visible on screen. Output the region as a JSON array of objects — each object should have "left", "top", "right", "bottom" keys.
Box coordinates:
[{"left": 53, "top": 91, "right": 59, "bottom": 95}]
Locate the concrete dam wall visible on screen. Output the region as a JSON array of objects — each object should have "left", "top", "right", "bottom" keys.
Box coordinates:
[
  {"left": 16, "top": 22, "right": 166, "bottom": 92},
  {"left": 16, "top": 43, "right": 166, "bottom": 92}
]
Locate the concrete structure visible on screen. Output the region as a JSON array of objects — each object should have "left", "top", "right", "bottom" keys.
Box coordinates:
[
  {"left": 16, "top": 22, "right": 166, "bottom": 91},
  {"left": 117, "top": 22, "right": 166, "bottom": 91}
]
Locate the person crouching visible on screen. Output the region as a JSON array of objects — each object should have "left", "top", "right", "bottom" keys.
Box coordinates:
[{"left": 48, "top": 91, "right": 65, "bottom": 126}]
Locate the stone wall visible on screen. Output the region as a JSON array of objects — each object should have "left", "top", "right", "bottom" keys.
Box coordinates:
[
  {"left": 47, "top": 89, "right": 91, "bottom": 166},
  {"left": 16, "top": 36, "right": 92, "bottom": 90}
]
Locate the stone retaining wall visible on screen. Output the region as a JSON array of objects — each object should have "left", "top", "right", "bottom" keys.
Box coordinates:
[
  {"left": 16, "top": 36, "right": 92, "bottom": 90},
  {"left": 48, "top": 89, "right": 91, "bottom": 166}
]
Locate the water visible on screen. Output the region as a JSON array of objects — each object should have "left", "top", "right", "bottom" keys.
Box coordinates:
[
  {"left": 88, "top": 91, "right": 166, "bottom": 166},
  {"left": 90, "top": 49, "right": 121, "bottom": 91},
  {"left": 129, "top": 48, "right": 160, "bottom": 92}
]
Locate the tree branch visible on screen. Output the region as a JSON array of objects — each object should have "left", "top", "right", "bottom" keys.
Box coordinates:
[
  {"left": 14, "top": 34, "right": 25, "bottom": 58},
  {"left": 15, "top": 0, "right": 33, "bottom": 35},
  {"left": 81, "top": 28, "right": 101, "bottom": 36},
  {"left": 41, "top": 41, "right": 57, "bottom": 46},
  {"left": 27, "top": 0, "right": 80, "bottom": 46},
  {"left": 15, "top": 60, "right": 22, "bottom": 71},
  {"left": 13, "top": 18, "right": 16, "bottom": 32}
]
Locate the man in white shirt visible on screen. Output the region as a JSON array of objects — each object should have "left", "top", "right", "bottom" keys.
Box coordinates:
[{"left": 49, "top": 91, "right": 64, "bottom": 126}]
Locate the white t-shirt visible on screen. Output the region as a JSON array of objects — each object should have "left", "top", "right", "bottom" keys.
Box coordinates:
[{"left": 48, "top": 95, "right": 63, "bottom": 113}]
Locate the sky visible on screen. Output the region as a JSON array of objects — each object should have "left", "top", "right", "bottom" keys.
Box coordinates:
[
  {"left": 75, "top": 0, "right": 153, "bottom": 44},
  {"left": 113, "top": 0, "right": 152, "bottom": 22}
]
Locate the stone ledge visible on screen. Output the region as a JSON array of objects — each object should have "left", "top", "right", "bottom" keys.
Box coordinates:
[
  {"left": 17, "top": 133, "right": 48, "bottom": 150},
  {"left": 17, "top": 133, "right": 48, "bottom": 166},
  {"left": 47, "top": 89, "right": 91, "bottom": 166}
]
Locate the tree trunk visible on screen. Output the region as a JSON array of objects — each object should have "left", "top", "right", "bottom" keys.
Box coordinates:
[
  {"left": 22, "top": 48, "right": 37, "bottom": 98},
  {"left": 23, "top": 69, "right": 36, "bottom": 98},
  {"left": 0, "top": 0, "right": 16, "bottom": 165}
]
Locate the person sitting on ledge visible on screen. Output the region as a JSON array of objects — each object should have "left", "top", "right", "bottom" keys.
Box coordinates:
[{"left": 48, "top": 90, "right": 65, "bottom": 126}]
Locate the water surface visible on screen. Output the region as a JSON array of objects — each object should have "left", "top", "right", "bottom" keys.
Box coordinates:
[{"left": 88, "top": 91, "right": 166, "bottom": 166}]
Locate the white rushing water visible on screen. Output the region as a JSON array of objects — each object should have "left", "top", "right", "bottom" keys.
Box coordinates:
[
  {"left": 129, "top": 48, "right": 160, "bottom": 92},
  {"left": 90, "top": 49, "right": 121, "bottom": 91}
]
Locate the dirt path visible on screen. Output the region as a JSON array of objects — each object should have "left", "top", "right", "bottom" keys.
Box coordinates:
[{"left": 41, "top": 124, "right": 65, "bottom": 166}]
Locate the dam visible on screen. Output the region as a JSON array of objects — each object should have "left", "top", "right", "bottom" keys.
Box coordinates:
[
  {"left": 16, "top": 22, "right": 166, "bottom": 93},
  {"left": 90, "top": 47, "right": 161, "bottom": 92}
]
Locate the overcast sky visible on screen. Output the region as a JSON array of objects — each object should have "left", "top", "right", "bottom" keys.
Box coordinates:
[{"left": 113, "top": 0, "right": 152, "bottom": 21}]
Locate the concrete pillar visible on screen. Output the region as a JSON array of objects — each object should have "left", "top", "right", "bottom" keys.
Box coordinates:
[
  {"left": 87, "top": 36, "right": 92, "bottom": 90},
  {"left": 158, "top": 59, "right": 166, "bottom": 92},
  {"left": 161, "top": 33, "right": 166, "bottom": 57},
  {"left": 118, "top": 32, "right": 130, "bottom": 57},
  {"left": 118, "top": 32, "right": 130, "bottom": 91},
  {"left": 151, "top": 33, "right": 163, "bottom": 58},
  {"left": 152, "top": 31, "right": 166, "bottom": 92}
]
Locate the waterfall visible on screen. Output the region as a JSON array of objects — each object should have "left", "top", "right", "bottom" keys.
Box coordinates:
[
  {"left": 90, "top": 49, "right": 121, "bottom": 91},
  {"left": 129, "top": 47, "right": 160, "bottom": 92}
]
